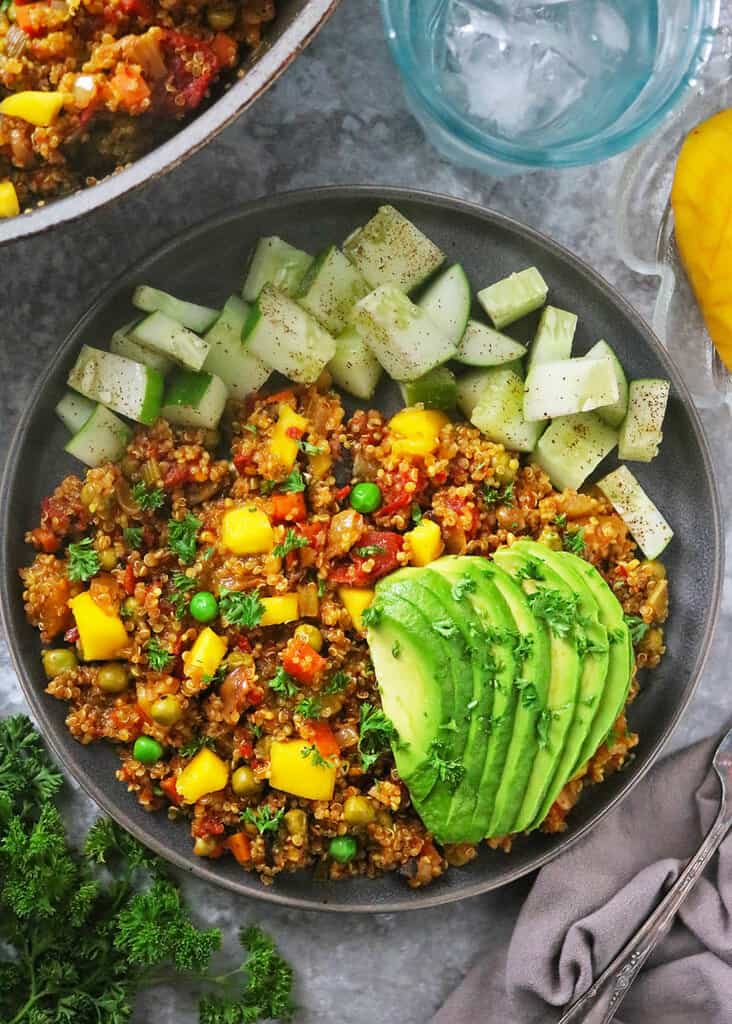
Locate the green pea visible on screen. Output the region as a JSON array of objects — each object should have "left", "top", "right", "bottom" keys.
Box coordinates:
[
  {"left": 133, "top": 735, "right": 164, "bottom": 765},
  {"left": 343, "top": 795, "right": 375, "bottom": 826},
  {"left": 231, "top": 765, "right": 262, "bottom": 797},
  {"left": 349, "top": 481, "right": 382, "bottom": 514},
  {"left": 97, "top": 663, "right": 129, "bottom": 693},
  {"left": 150, "top": 694, "right": 183, "bottom": 727},
  {"left": 99, "top": 548, "right": 118, "bottom": 571},
  {"left": 189, "top": 591, "right": 218, "bottom": 623},
  {"left": 42, "top": 648, "right": 78, "bottom": 679},
  {"left": 328, "top": 835, "right": 358, "bottom": 864}
]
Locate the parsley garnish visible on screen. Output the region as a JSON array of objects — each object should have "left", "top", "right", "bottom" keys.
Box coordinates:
[
  {"left": 513, "top": 633, "right": 534, "bottom": 663},
  {"left": 146, "top": 638, "right": 172, "bottom": 671},
  {"left": 428, "top": 740, "right": 465, "bottom": 790},
  {"left": 451, "top": 575, "right": 477, "bottom": 601},
  {"left": 411, "top": 504, "right": 423, "bottom": 525},
  {"left": 358, "top": 703, "right": 398, "bottom": 771},
  {"left": 123, "top": 526, "right": 143, "bottom": 550},
  {"left": 354, "top": 544, "right": 386, "bottom": 557},
  {"left": 167, "top": 513, "right": 201, "bottom": 564},
  {"left": 241, "top": 805, "right": 284, "bottom": 835},
  {"left": 220, "top": 588, "right": 264, "bottom": 629},
  {"left": 323, "top": 670, "right": 349, "bottom": 694},
  {"left": 484, "top": 482, "right": 514, "bottom": 504},
  {"left": 280, "top": 469, "right": 305, "bottom": 493},
  {"left": 391, "top": 640, "right": 401, "bottom": 658},
  {"left": 553, "top": 513, "right": 568, "bottom": 528},
  {"left": 272, "top": 529, "right": 309, "bottom": 558},
  {"left": 360, "top": 603, "right": 382, "bottom": 628},
  {"left": 300, "top": 744, "right": 332, "bottom": 768},
  {"left": 299, "top": 439, "right": 324, "bottom": 456},
  {"left": 132, "top": 481, "right": 165, "bottom": 511},
  {"left": 179, "top": 734, "right": 217, "bottom": 758},
  {"left": 536, "top": 704, "right": 573, "bottom": 748},
  {"left": 169, "top": 571, "right": 196, "bottom": 619},
  {"left": 243, "top": 422, "right": 258, "bottom": 434},
  {"left": 268, "top": 667, "right": 299, "bottom": 697},
  {"left": 433, "top": 619, "right": 458, "bottom": 639},
  {"left": 515, "top": 678, "right": 539, "bottom": 708},
  {"left": 516, "top": 558, "right": 544, "bottom": 581},
  {"left": 563, "top": 527, "right": 585, "bottom": 555},
  {"left": 260, "top": 479, "right": 277, "bottom": 496},
  {"left": 294, "top": 697, "right": 320, "bottom": 719},
  {"left": 609, "top": 626, "right": 625, "bottom": 643},
  {"left": 317, "top": 577, "right": 327, "bottom": 598},
  {"left": 67, "top": 537, "right": 100, "bottom": 582},
  {"left": 624, "top": 614, "right": 650, "bottom": 645},
  {"left": 527, "top": 588, "right": 579, "bottom": 638}
]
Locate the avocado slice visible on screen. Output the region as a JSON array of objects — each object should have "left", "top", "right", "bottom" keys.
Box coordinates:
[
  {"left": 493, "top": 545, "right": 582, "bottom": 834},
  {"left": 557, "top": 552, "right": 634, "bottom": 773},
  {"left": 511, "top": 540, "right": 611, "bottom": 830}
]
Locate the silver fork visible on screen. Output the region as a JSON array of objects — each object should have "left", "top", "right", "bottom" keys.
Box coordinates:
[{"left": 558, "top": 727, "right": 732, "bottom": 1024}]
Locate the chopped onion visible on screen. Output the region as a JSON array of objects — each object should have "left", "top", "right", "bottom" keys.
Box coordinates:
[
  {"left": 73, "top": 74, "right": 96, "bottom": 108},
  {"left": 5, "top": 25, "right": 28, "bottom": 58}
]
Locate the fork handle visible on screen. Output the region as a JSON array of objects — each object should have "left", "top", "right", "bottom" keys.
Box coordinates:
[{"left": 558, "top": 799, "right": 730, "bottom": 1024}]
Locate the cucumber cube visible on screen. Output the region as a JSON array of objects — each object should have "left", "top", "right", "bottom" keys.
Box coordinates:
[
  {"left": 470, "top": 366, "right": 545, "bottom": 452},
  {"left": 328, "top": 325, "right": 382, "bottom": 401},
  {"left": 526, "top": 305, "right": 577, "bottom": 373},
  {"left": 65, "top": 404, "right": 131, "bottom": 468},
  {"left": 343, "top": 205, "right": 445, "bottom": 293},
  {"left": 67, "top": 345, "right": 164, "bottom": 426},
  {"left": 203, "top": 295, "right": 270, "bottom": 400},
  {"left": 110, "top": 320, "right": 174, "bottom": 375},
  {"left": 400, "top": 367, "right": 457, "bottom": 411},
  {"left": 477, "top": 267, "right": 548, "bottom": 329},
  {"left": 417, "top": 264, "right": 471, "bottom": 345},
  {"left": 244, "top": 284, "right": 336, "bottom": 384},
  {"left": 523, "top": 356, "right": 620, "bottom": 422},
  {"left": 131, "top": 311, "right": 210, "bottom": 372},
  {"left": 297, "top": 245, "right": 371, "bottom": 334},
  {"left": 585, "top": 340, "right": 629, "bottom": 428},
  {"left": 242, "top": 236, "right": 313, "bottom": 303},
  {"left": 597, "top": 465, "right": 673, "bottom": 559},
  {"left": 132, "top": 285, "right": 218, "bottom": 334},
  {"left": 160, "top": 368, "right": 228, "bottom": 430},
  {"left": 534, "top": 413, "right": 618, "bottom": 491},
  {"left": 618, "top": 379, "right": 670, "bottom": 462},
  {"left": 55, "top": 391, "right": 95, "bottom": 434},
  {"left": 456, "top": 319, "right": 527, "bottom": 367}
]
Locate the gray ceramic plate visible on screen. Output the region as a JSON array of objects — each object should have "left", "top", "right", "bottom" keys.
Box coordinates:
[{"left": 1, "top": 186, "right": 723, "bottom": 912}]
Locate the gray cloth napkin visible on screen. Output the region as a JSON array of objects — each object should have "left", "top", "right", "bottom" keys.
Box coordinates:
[{"left": 433, "top": 732, "right": 732, "bottom": 1024}]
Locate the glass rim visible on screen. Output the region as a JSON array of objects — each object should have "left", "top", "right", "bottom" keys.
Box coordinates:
[{"left": 380, "top": 0, "right": 722, "bottom": 169}]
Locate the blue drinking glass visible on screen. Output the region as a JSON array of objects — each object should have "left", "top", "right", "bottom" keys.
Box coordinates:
[{"left": 380, "top": 0, "right": 721, "bottom": 173}]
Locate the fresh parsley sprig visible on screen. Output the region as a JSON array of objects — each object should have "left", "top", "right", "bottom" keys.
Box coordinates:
[
  {"left": 241, "top": 805, "right": 285, "bottom": 835},
  {"left": 67, "top": 537, "right": 100, "bottom": 582},
  {"left": 272, "top": 529, "right": 309, "bottom": 558},
  {"left": 624, "top": 614, "right": 650, "bottom": 645},
  {"left": 220, "top": 588, "right": 264, "bottom": 630},
  {"left": 146, "top": 637, "right": 172, "bottom": 672},
  {"left": 358, "top": 703, "right": 398, "bottom": 772},
  {"left": 167, "top": 513, "right": 201, "bottom": 564},
  {"left": 132, "top": 481, "right": 165, "bottom": 512}
]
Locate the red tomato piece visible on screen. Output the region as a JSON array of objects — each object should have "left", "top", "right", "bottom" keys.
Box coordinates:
[{"left": 281, "top": 637, "right": 327, "bottom": 684}]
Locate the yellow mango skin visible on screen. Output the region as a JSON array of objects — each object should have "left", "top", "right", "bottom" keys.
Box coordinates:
[
  {"left": 69, "top": 592, "right": 128, "bottom": 661},
  {"left": 270, "top": 739, "right": 336, "bottom": 800},
  {"left": 671, "top": 109, "right": 732, "bottom": 371},
  {"left": 177, "top": 747, "right": 229, "bottom": 803}
]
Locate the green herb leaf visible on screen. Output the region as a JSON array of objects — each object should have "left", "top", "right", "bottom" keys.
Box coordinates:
[
  {"left": 67, "top": 537, "right": 101, "bottom": 582},
  {"left": 169, "top": 571, "right": 196, "bottom": 619},
  {"left": 515, "top": 557, "right": 544, "bottom": 581},
  {"left": 322, "top": 670, "right": 349, "bottom": 695},
  {"left": 563, "top": 527, "right": 585, "bottom": 555},
  {"left": 432, "top": 619, "right": 458, "bottom": 639},
  {"left": 483, "top": 481, "right": 514, "bottom": 504},
  {"left": 132, "top": 481, "right": 165, "bottom": 511},
  {"left": 220, "top": 588, "right": 264, "bottom": 630},
  {"left": 428, "top": 740, "right": 465, "bottom": 790},
  {"left": 391, "top": 640, "right": 401, "bottom": 659},
  {"left": 272, "top": 529, "right": 309, "bottom": 558},
  {"left": 360, "top": 603, "right": 382, "bottom": 628},
  {"left": 451, "top": 575, "right": 477, "bottom": 601},
  {"left": 299, "top": 439, "right": 324, "bottom": 456},
  {"left": 146, "top": 637, "right": 172, "bottom": 672},
  {"left": 241, "top": 805, "right": 284, "bottom": 835},
  {"left": 280, "top": 469, "right": 306, "bottom": 493},
  {"left": 354, "top": 544, "right": 386, "bottom": 557},
  {"left": 624, "top": 614, "right": 650, "bottom": 645},
  {"left": 300, "top": 744, "right": 332, "bottom": 768},
  {"left": 167, "top": 513, "right": 201, "bottom": 564},
  {"left": 358, "top": 703, "right": 398, "bottom": 772},
  {"left": 268, "top": 666, "right": 299, "bottom": 697},
  {"left": 527, "top": 588, "right": 580, "bottom": 638},
  {"left": 553, "top": 513, "right": 568, "bottom": 528},
  {"left": 515, "top": 678, "right": 539, "bottom": 709},
  {"left": 411, "top": 504, "right": 423, "bottom": 525},
  {"left": 123, "top": 526, "right": 143, "bottom": 550},
  {"left": 294, "top": 697, "right": 320, "bottom": 719}
]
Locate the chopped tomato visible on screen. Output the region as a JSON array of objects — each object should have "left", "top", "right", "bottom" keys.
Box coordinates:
[
  {"left": 304, "top": 720, "right": 340, "bottom": 758},
  {"left": 282, "top": 636, "right": 327, "bottom": 684},
  {"left": 192, "top": 815, "right": 225, "bottom": 838},
  {"left": 235, "top": 635, "right": 252, "bottom": 652},
  {"left": 123, "top": 563, "right": 135, "bottom": 595},
  {"left": 160, "top": 775, "right": 182, "bottom": 805},
  {"left": 334, "top": 485, "right": 351, "bottom": 503},
  {"left": 211, "top": 31, "right": 237, "bottom": 68},
  {"left": 15, "top": 2, "right": 68, "bottom": 37},
  {"left": 285, "top": 424, "right": 305, "bottom": 440},
  {"left": 233, "top": 452, "right": 254, "bottom": 475},
  {"left": 226, "top": 831, "right": 252, "bottom": 865},
  {"left": 109, "top": 64, "right": 151, "bottom": 113},
  {"left": 158, "top": 31, "right": 219, "bottom": 114},
  {"left": 238, "top": 738, "right": 254, "bottom": 761},
  {"left": 297, "top": 521, "right": 327, "bottom": 548},
  {"left": 118, "top": 0, "right": 153, "bottom": 18},
  {"left": 29, "top": 527, "right": 61, "bottom": 553},
  {"left": 163, "top": 463, "right": 190, "bottom": 489},
  {"left": 271, "top": 492, "right": 307, "bottom": 523},
  {"left": 329, "top": 529, "right": 403, "bottom": 585}
]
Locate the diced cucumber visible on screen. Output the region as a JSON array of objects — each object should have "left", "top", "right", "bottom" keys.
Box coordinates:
[
  {"left": 455, "top": 319, "right": 527, "bottom": 367},
  {"left": 534, "top": 413, "right": 618, "bottom": 491},
  {"left": 64, "top": 404, "right": 131, "bottom": 468},
  {"left": 470, "top": 367, "right": 545, "bottom": 453},
  {"left": 456, "top": 369, "right": 490, "bottom": 419},
  {"left": 110, "top": 320, "right": 174, "bottom": 375},
  {"left": 523, "top": 356, "right": 620, "bottom": 422},
  {"left": 597, "top": 465, "right": 673, "bottom": 559},
  {"left": 131, "top": 312, "right": 209, "bottom": 372},
  {"left": 203, "top": 295, "right": 270, "bottom": 400},
  {"left": 343, "top": 205, "right": 445, "bottom": 293},
  {"left": 526, "top": 305, "right": 577, "bottom": 373},
  {"left": 242, "top": 236, "right": 313, "bottom": 303},
  {"left": 68, "top": 345, "right": 164, "bottom": 426},
  {"left": 417, "top": 264, "right": 471, "bottom": 344},
  {"left": 244, "top": 284, "right": 336, "bottom": 384},
  {"left": 400, "top": 367, "right": 457, "bottom": 411},
  {"left": 618, "top": 379, "right": 670, "bottom": 462},
  {"left": 327, "top": 324, "right": 382, "bottom": 401},
  {"left": 296, "top": 245, "right": 371, "bottom": 335},
  {"left": 586, "top": 340, "right": 629, "bottom": 428},
  {"left": 132, "top": 285, "right": 218, "bottom": 334},
  {"left": 477, "top": 267, "right": 548, "bottom": 329},
  {"left": 160, "top": 368, "right": 228, "bottom": 430},
  {"left": 352, "top": 285, "right": 457, "bottom": 381},
  {"left": 55, "top": 391, "right": 95, "bottom": 433}
]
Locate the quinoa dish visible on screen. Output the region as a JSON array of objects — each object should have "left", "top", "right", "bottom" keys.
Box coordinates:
[
  {"left": 0, "top": 0, "right": 275, "bottom": 217},
  {"left": 19, "top": 207, "right": 673, "bottom": 888}
]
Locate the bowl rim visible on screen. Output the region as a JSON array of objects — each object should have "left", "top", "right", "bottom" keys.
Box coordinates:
[
  {"left": 0, "top": 0, "right": 340, "bottom": 248},
  {"left": 1, "top": 184, "right": 724, "bottom": 912},
  {"left": 379, "top": 0, "right": 721, "bottom": 169}
]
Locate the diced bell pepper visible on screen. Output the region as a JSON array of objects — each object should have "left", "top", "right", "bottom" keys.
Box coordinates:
[
  {"left": 0, "top": 90, "right": 65, "bottom": 126},
  {"left": 259, "top": 593, "right": 300, "bottom": 626},
  {"left": 0, "top": 181, "right": 19, "bottom": 218}
]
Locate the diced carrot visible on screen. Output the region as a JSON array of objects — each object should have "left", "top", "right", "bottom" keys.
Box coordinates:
[
  {"left": 30, "top": 526, "right": 61, "bottom": 553},
  {"left": 226, "top": 831, "right": 252, "bottom": 865},
  {"left": 271, "top": 492, "right": 307, "bottom": 523},
  {"left": 212, "top": 31, "right": 238, "bottom": 68},
  {"left": 305, "top": 720, "right": 340, "bottom": 758},
  {"left": 109, "top": 64, "right": 150, "bottom": 113},
  {"left": 281, "top": 636, "right": 327, "bottom": 684}
]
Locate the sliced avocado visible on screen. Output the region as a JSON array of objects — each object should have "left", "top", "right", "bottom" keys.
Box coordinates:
[
  {"left": 511, "top": 540, "right": 610, "bottom": 829},
  {"left": 557, "top": 552, "right": 633, "bottom": 772},
  {"left": 429, "top": 557, "right": 523, "bottom": 842},
  {"left": 493, "top": 545, "right": 582, "bottom": 834}
]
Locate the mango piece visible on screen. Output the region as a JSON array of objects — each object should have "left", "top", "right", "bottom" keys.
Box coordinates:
[
  {"left": 177, "top": 747, "right": 229, "bottom": 803},
  {"left": 337, "top": 586, "right": 374, "bottom": 632},
  {"left": 672, "top": 109, "right": 732, "bottom": 371},
  {"left": 184, "top": 627, "right": 227, "bottom": 679},
  {"left": 309, "top": 450, "right": 332, "bottom": 480},
  {"left": 0, "top": 181, "right": 19, "bottom": 218},
  {"left": 259, "top": 593, "right": 299, "bottom": 626},
  {"left": 270, "top": 404, "right": 308, "bottom": 471},
  {"left": 221, "top": 506, "right": 273, "bottom": 555},
  {"left": 404, "top": 518, "right": 444, "bottom": 566},
  {"left": 388, "top": 407, "right": 449, "bottom": 457},
  {"left": 69, "top": 591, "right": 128, "bottom": 661},
  {"left": 270, "top": 739, "right": 336, "bottom": 800},
  {"left": 0, "top": 90, "right": 65, "bottom": 126}
]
